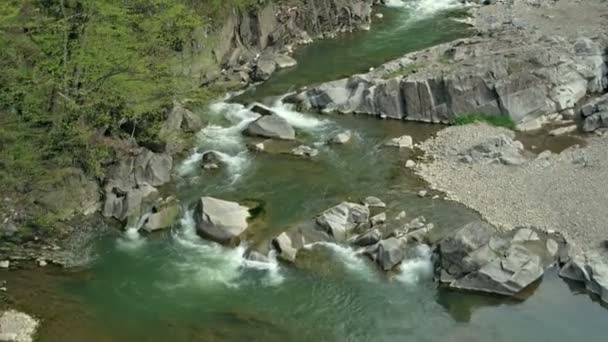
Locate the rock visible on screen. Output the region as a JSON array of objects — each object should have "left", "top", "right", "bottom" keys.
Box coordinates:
[
  {"left": 438, "top": 222, "right": 565, "bottom": 297},
  {"left": 362, "top": 196, "right": 386, "bottom": 208},
  {"left": 271, "top": 222, "right": 332, "bottom": 263},
  {"left": 516, "top": 117, "right": 545, "bottom": 131},
  {"left": 165, "top": 102, "right": 203, "bottom": 133},
  {"left": 244, "top": 114, "right": 296, "bottom": 140},
  {"left": 377, "top": 237, "right": 407, "bottom": 271},
  {"left": 459, "top": 135, "right": 526, "bottom": 166},
  {"left": 418, "top": 190, "right": 427, "bottom": 198},
  {"left": 193, "top": 197, "right": 250, "bottom": 244},
  {"left": 252, "top": 55, "right": 277, "bottom": 81},
  {"left": 438, "top": 221, "right": 495, "bottom": 278},
  {"left": 142, "top": 198, "right": 180, "bottom": 233},
  {"left": 405, "top": 160, "right": 416, "bottom": 168},
  {"left": 292, "top": 31, "right": 606, "bottom": 125},
  {"left": 249, "top": 104, "right": 275, "bottom": 116},
  {"left": 316, "top": 202, "right": 370, "bottom": 241},
  {"left": 0, "top": 260, "right": 9, "bottom": 269},
  {"left": 451, "top": 245, "right": 544, "bottom": 296},
  {"left": 0, "top": 310, "right": 39, "bottom": 342},
  {"left": 274, "top": 54, "right": 297, "bottom": 69},
  {"left": 244, "top": 249, "right": 269, "bottom": 263},
  {"left": 329, "top": 130, "right": 352, "bottom": 144},
  {"left": 291, "top": 145, "right": 319, "bottom": 158},
  {"left": 374, "top": 13, "right": 384, "bottom": 19},
  {"left": 370, "top": 213, "right": 387, "bottom": 226},
  {"left": 583, "top": 111, "right": 608, "bottom": 133},
  {"left": 385, "top": 135, "right": 413, "bottom": 148},
  {"left": 403, "top": 216, "right": 427, "bottom": 232},
  {"left": 37, "top": 259, "right": 47, "bottom": 267},
  {"left": 560, "top": 251, "right": 608, "bottom": 304},
  {"left": 247, "top": 142, "right": 266, "bottom": 152},
  {"left": 34, "top": 167, "right": 101, "bottom": 220},
  {"left": 200, "top": 151, "right": 223, "bottom": 170},
  {"left": 395, "top": 211, "right": 407, "bottom": 220},
  {"left": 546, "top": 239, "right": 559, "bottom": 257},
  {"left": 512, "top": 228, "right": 540, "bottom": 242},
  {"left": 353, "top": 228, "right": 382, "bottom": 247},
  {"left": 406, "top": 223, "right": 435, "bottom": 243},
  {"left": 549, "top": 125, "right": 577, "bottom": 136}
]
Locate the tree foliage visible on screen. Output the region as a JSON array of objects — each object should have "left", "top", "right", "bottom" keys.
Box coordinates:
[{"left": 0, "top": 0, "right": 205, "bottom": 183}]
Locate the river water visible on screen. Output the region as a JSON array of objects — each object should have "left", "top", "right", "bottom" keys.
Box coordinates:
[{"left": 4, "top": 1, "right": 607, "bottom": 341}]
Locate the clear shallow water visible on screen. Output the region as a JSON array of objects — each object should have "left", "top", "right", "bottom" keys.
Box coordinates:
[{"left": 4, "top": 1, "right": 607, "bottom": 341}]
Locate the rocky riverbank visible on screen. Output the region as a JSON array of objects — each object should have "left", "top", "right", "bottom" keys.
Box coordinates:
[{"left": 286, "top": 0, "right": 607, "bottom": 127}]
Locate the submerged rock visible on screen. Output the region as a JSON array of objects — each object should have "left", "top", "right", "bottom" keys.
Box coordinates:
[
  {"left": 193, "top": 197, "right": 250, "bottom": 244},
  {"left": 249, "top": 103, "right": 276, "bottom": 116},
  {"left": 200, "top": 151, "right": 223, "bottom": 170},
  {"left": 361, "top": 196, "right": 386, "bottom": 208},
  {"left": 291, "top": 145, "right": 319, "bottom": 158},
  {"left": 329, "top": 130, "right": 352, "bottom": 144},
  {"left": 385, "top": 135, "right": 413, "bottom": 148},
  {"left": 244, "top": 114, "right": 296, "bottom": 140}
]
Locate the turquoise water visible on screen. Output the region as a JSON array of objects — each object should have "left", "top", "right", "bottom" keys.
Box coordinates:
[{"left": 7, "top": 2, "right": 606, "bottom": 341}]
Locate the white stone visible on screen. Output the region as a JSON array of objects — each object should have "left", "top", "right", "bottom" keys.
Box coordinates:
[
  {"left": 386, "top": 135, "right": 413, "bottom": 149},
  {"left": 405, "top": 160, "right": 416, "bottom": 168},
  {"left": 0, "top": 261, "right": 9, "bottom": 269},
  {"left": 549, "top": 125, "right": 577, "bottom": 136}
]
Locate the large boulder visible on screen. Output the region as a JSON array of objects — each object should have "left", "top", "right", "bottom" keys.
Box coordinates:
[
  {"left": 244, "top": 114, "right": 296, "bottom": 140},
  {"left": 377, "top": 237, "right": 408, "bottom": 271},
  {"left": 316, "top": 202, "right": 370, "bottom": 241},
  {"left": 252, "top": 55, "right": 277, "bottom": 81},
  {"left": 271, "top": 222, "right": 332, "bottom": 263},
  {"left": 436, "top": 223, "right": 565, "bottom": 297},
  {"left": 193, "top": 197, "right": 250, "bottom": 244},
  {"left": 560, "top": 250, "right": 608, "bottom": 304},
  {"left": 141, "top": 197, "right": 180, "bottom": 233},
  {"left": 102, "top": 148, "right": 173, "bottom": 225}
]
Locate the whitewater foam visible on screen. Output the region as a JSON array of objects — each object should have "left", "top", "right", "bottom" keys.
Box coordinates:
[
  {"left": 395, "top": 244, "right": 434, "bottom": 285},
  {"left": 385, "top": 0, "right": 463, "bottom": 17},
  {"left": 268, "top": 100, "right": 329, "bottom": 130},
  {"left": 169, "top": 211, "right": 284, "bottom": 288},
  {"left": 116, "top": 227, "right": 146, "bottom": 252}
]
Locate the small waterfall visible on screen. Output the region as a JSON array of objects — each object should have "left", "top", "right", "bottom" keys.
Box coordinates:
[
  {"left": 169, "top": 211, "right": 284, "bottom": 288},
  {"left": 264, "top": 99, "right": 329, "bottom": 130},
  {"left": 306, "top": 242, "right": 375, "bottom": 280},
  {"left": 116, "top": 226, "right": 146, "bottom": 251},
  {"left": 385, "top": 0, "right": 463, "bottom": 17},
  {"left": 395, "top": 244, "right": 434, "bottom": 285}
]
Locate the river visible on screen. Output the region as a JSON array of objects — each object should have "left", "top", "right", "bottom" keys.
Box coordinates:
[{"left": 4, "top": 1, "right": 607, "bottom": 341}]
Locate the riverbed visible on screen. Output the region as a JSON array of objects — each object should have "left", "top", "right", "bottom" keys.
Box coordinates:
[{"left": 2, "top": 1, "right": 607, "bottom": 341}]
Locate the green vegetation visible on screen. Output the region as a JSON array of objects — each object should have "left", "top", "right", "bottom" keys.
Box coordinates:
[
  {"left": 453, "top": 113, "right": 516, "bottom": 130},
  {"left": 0, "top": 0, "right": 267, "bottom": 193},
  {"left": 382, "top": 63, "right": 422, "bottom": 79}
]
